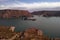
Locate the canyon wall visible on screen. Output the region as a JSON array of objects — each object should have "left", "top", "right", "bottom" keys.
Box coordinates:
[{"left": 0, "top": 9, "right": 32, "bottom": 18}]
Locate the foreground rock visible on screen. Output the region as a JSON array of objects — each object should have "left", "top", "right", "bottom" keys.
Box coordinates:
[
  {"left": 0, "top": 26, "right": 17, "bottom": 39},
  {"left": 0, "top": 26, "right": 59, "bottom": 40},
  {"left": 17, "top": 28, "right": 50, "bottom": 40}
]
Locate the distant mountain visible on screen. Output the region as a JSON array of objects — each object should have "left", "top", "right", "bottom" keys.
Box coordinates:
[
  {"left": 31, "top": 11, "right": 44, "bottom": 15},
  {"left": 31, "top": 10, "right": 60, "bottom": 17}
]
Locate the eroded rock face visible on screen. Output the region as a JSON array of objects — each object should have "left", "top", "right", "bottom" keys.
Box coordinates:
[
  {"left": 0, "top": 26, "right": 58, "bottom": 40},
  {"left": 19, "top": 28, "right": 48, "bottom": 40},
  {"left": 0, "top": 9, "right": 32, "bottom": 18},
  {"left": 0, "top": 26, "right": 15, "bottom": 32}
]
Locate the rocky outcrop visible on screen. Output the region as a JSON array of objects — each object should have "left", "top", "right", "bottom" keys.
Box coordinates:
[
  {"left": 9, "top": 26, "right": 15, "bottom": 32},
  {"left": 0, "top": 26, "right": 50, "bottom": 40},
  {"left": 0, "top": 26, "right": 59, "bottom": 40},
  {"left": 0, "top": 9, "right": 32, "bottom": 18},
  {"left": 0, "top": 26, "right": 16, "bottom": 39},
  {"left": 0, "top": 26, "right": 15, "bottom": 32},
  {"left": 18, "top": 28, "right": 50, "bottom": 40}
]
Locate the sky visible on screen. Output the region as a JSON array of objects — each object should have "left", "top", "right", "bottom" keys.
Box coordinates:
[{"left": 0, "top": 0, "right": 60, "bottom": 11}]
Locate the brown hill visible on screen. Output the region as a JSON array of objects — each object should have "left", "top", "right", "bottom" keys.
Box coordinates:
[
  {"left": 0, "top": 9, "right": 32, "bottom": 18},
  {"left": 42, "top": 11, "right": 60, "bottom": 17}
]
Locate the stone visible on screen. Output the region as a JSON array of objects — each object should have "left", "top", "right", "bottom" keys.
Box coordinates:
[
  {"left": 9, "top": 26, "right": 15, "bottom": 32},
  {"left": 37, "top": 30, "right": 43, "bottom": 36}
]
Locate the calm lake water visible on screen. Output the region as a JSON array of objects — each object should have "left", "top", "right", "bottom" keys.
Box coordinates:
[{"left": 0, "top": 15, "right": 60, "bottom": 38}]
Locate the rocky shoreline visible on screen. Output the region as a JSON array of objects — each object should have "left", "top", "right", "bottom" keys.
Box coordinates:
[
  {"left": 0, "top": 9, "right": 32, "bottom": 19},
  {"left": 0, "top": 26, "right": 60, "bottom": 40},
  {"left": 1, "top": 9, "right": 60, "bottom": 19}
]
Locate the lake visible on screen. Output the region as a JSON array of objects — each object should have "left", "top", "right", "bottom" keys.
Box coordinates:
[{"left": 0, "top": 15, "right": 60, "bottom": 38}]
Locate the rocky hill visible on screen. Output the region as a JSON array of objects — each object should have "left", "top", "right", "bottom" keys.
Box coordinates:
[
  {"left": 31, "top": 11, "right": 60, "bottom": 17},
  {"left": 0, "top": 9, "right": 32, "bottom": 18},
  {"left": 42, "top": 11, "right": 60, "bottom": 17},
  {"left": 0, "top": 26, "right": 60, "bottom": 40},
  {"left": 0, "top": 26, "right": 50, "bottom": 40}
]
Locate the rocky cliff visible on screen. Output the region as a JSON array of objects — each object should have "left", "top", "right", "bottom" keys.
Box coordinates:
[
  {"left": 0, "top": 9, "right": 32, "bottom": 18},
  {"left": 18, "top": 28, "right": 50, "bottom": 40}
]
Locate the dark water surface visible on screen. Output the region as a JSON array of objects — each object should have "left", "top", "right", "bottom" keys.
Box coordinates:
[{"left": 0, "top": 15, "right": 60, "bottom": 38}]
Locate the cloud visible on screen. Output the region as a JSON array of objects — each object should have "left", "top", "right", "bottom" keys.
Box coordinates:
[
  {"left": 0, "top": 0, "right": 16, "bottom": 1},
  {"left": 0, "top": 0, "right": 11, "bottom": 2},
  {"left": 0, "top": 2, "right": 60, "bottom": 11},
  {"left": 0, "top": 0, "right": 7, "bottom": 1},
  {"left": 19, "top": 2, "right": 60, "bottom": 9}
]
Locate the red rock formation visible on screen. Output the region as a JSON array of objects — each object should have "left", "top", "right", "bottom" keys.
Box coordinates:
[
  {"left": 19, "top": 27, "right": 50, "bottom": 40},
  {"left": 0, "top": 9, "right": 32, "bottom": 18},
  {"left": 0, "top": 26, "right": 59, "bottom": 40}
]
